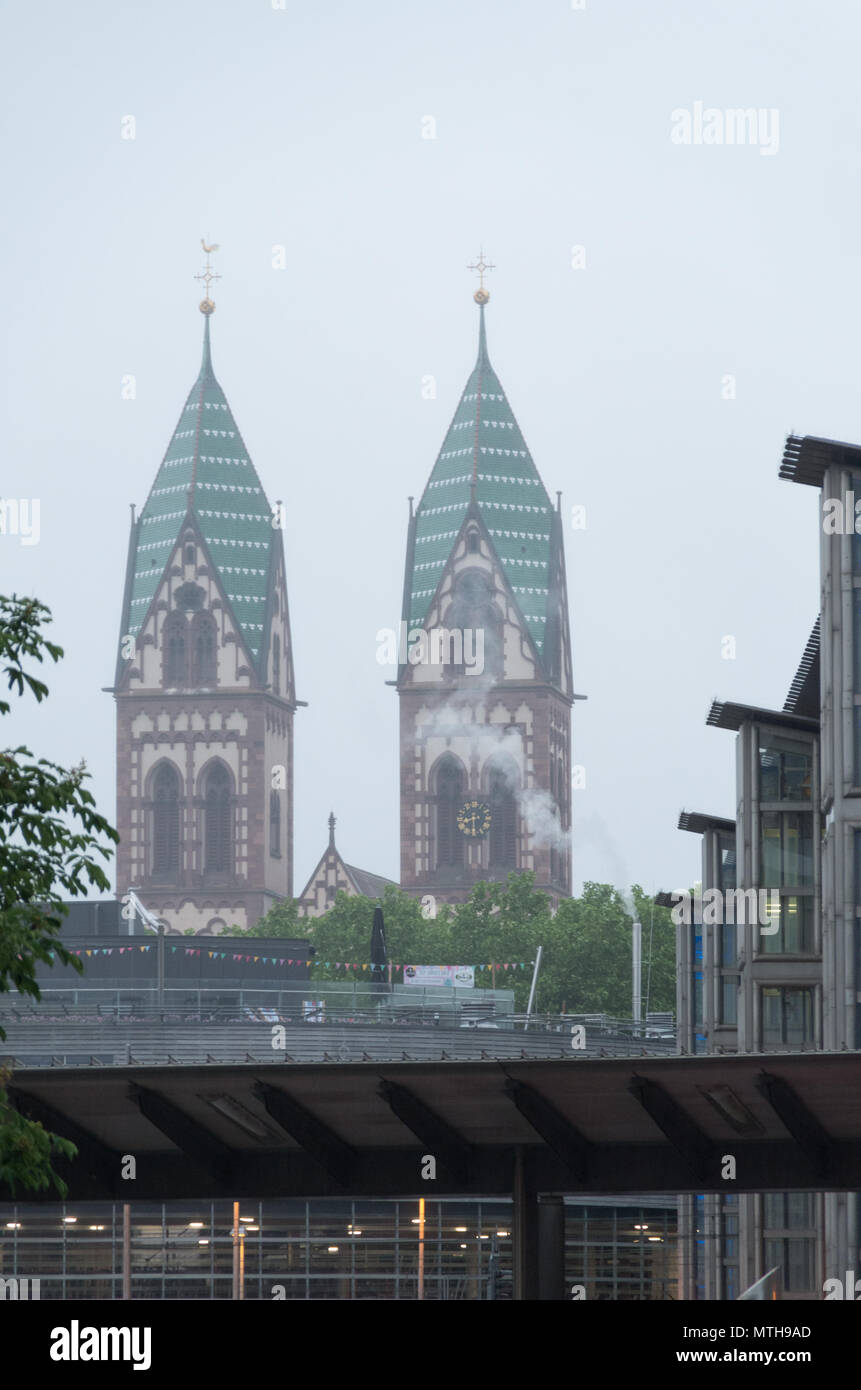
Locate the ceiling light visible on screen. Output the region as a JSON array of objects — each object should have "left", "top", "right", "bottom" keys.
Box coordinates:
[
  {"left": 5, "top": 1222, "right": 21, "bottom": 1230},
  {"left": 327, "top": 1246, "right": 339, "bottom": 1253},
  {"left": 454, "top": 1226, "right": 467, "bottom": 1232},
  {"left": 189, "top": 1222, "right": 205, "bottom": 1229},
  {"left": 700, "top": 1084, "right": 764, "bottom": 1136},
  {"left": 198, "top": 1239, "right": 209, "bottom": 1246},
  {"left": 207, "top": 1095, "right": 272, "bottom": 1140},
  {"left": 62, "top": 1217, "right": 77, "bottom": 1224}
]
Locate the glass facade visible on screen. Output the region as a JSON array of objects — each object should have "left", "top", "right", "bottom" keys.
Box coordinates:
[
  {"left": 720, "top": 1195, "right": 739, "bottom": 1301},
  {"left": 762, "top": 1193, "right": 816, "bottom": 1295},
  {"left": 759, "top": 738, "right": 813, "bottom": 803},
  {"left": 720, "top": 976, "right": 738, "bottom": 1025},
  {"left": 760, "top": 812, "right": 813, "bottom": 887},
  {"left": 761, "top": 986, "right": 815, "bottom": 1048},
  {"left": 717, "top": 829, "right": 738, "bottom": 1031},
  {"left": 758, "top": 734, "right": 815, "bottom": 955},
  {"left": 0, "top": 1198, "right": 677, "bottom": 1301}
]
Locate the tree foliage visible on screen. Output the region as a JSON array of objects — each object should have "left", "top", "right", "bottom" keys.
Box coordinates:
[
  {"left": 0, "top": 595, "right": 119, "bottom": 1196},
  {"left": 253, "top": 872, "right": 677, "bottom": 1017}
]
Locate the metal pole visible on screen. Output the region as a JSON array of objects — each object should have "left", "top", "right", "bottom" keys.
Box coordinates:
[
  {"left": 524, "top": 946, "right": 543, "bottom": 1032},
  {"left": 632, "top": 920, "right": 642, "bottom": 1032},
  {"left": 122, "top": 1203, "right": 131, "bottom": 1300},
  {"left": 157, "top": 923, "right": 165, "bottom": 1011},
  {"left": 417, "top": 1197, "right": 425, "bottom": 1301},
  {"left": 232, "top": 1201, "right": 240, "bottom": 1300}
]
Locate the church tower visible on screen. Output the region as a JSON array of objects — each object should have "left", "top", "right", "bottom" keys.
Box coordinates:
[
  {"left": 112, "top": 261, "right": 297, "bottom": 934},
  {"left": 397, "top": 262, "right": 574, "bottom": 906}
]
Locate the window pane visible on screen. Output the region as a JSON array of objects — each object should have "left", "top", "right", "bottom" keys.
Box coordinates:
[
  {"left": 763, "top": 1193, "right": 783, "bottom": 1229},
  {"left": 719, "top": 841, "right": 736, "bottom": 891},
  {"left": 762, "top": 987, "right": 814, "bottom": 1047},
  {"left": 759, "top": 737, "right": 812, "bottom": 802},
  {"left": 762, "top": 988, "right": 782, "bottom": 1047},
  {"left": 721, "top": 922, "right": 736, "bottom": 965},
  {"left": 760, "top": 812, "right": 813, "bottom": 887},
  {"left": 787, "top": 1193, "right": 813, "bottom": 1229},
  {"left": 720, "top": 976, "right": 738, "bottom": 1025},
  {"left": 758, "top": 896, "right": 814, "bottom": 955}
]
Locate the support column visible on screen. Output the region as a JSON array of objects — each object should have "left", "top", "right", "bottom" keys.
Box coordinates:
[
  {"left": 512, "top": 1148, "right": 538, "bottom": 1300},
  {"left": 122, "top": 1203, "right": 131, "bottom": 1300},
  {"left": 537, "top": 1195, "right": 566, "bottom": 1300}
]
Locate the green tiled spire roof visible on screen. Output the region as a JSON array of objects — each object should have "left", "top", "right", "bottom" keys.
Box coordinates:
[
  {"left": 409, "top": 304, "right": 554, "bottom": 656},
  {"left": 126, "top": 316, "right": 274, "bottom": 662}
]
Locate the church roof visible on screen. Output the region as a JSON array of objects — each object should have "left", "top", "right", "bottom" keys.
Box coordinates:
[
  {"left": 408, "top": 304, "right": 554, "bottom": 656},
  {"left": 342, "top": 864, "right": 398, "bottom": 898},
  {"left": 125, "top": 316, "right": 274, "bottom": 662}
]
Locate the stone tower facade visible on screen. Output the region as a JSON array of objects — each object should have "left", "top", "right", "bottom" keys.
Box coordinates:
[
  {"left": 112, "top": 311, "right": 297, "bottom": 934},
  {"left": 397, "top": 296, "right": 574, "bottom": 906}
]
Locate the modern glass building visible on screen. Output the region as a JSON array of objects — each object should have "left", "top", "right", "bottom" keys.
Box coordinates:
[
  {"left": 0, "top": 1196, "right": 677, "bottom": 1301},
  {"left": 673, "top": 430, "right": 861, "bottom": 1299}
]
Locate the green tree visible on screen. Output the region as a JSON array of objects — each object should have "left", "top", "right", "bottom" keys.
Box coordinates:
[
  {"left": 253, "top": 871, "right": 678, "bottom": 1022},
  {"left": 0, "top": 595, "right": 119, "bottom": 1195},
  {"left": 448, "top": 873, "right": 551, "bottom": 1009},
  {"left": 550, "top": 882, "right": 634, "bottom": 1015},
  {"left": 304, "top": 885, "right": 453, "bottom": 983},
  {"left": 240, "top": 896, "right": 301, "bottom": 939}
]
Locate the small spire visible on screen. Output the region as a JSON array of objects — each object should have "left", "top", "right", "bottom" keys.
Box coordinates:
[
  {"left": 199, "top": 313, "right": 214, "bottom": 379},
  {"left": 476, "top": 300, "right": 489, "bottom": 366},
  {"left": 195, "top": 239, "right": 220, "bottom": 316},
  {"left": 328, "top": 811, "right": 336, "bottom": 848},
  {"left": 467, "top": 247, "right": 494, "bottom": 304}
]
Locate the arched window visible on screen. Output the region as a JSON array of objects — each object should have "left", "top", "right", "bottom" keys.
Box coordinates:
[
  {"left": 204, "top": 763, "right": 232, "bottom": 874},
  {"left": 184, "top": 544, "right": 195, "bottom": 566},
  {"left": 433, "top": 755, "right": 465, "bottom": 870},
  {"left": 445, "top": 569, "right": 503, "bottom": 678},
  {"left": 163, "top": 612, "right": 188, "bottom": 687},
  {"left": 272, "top": 634, "right": 280, "bottom": 694},
  {"left": 152, "top": 762, "right": 181, "bottom": 879},
  {"left": 191, "top": 611, "right": 217, "bottom": 686},
  {"left": 270, "top": 789, "right": 281, "bottom": 857},
  {"left": 487, "top": 758, "right": 518, "bottom": 868},
  {"left": 467, "top": 529, "right": 480, "bottom": 554}
]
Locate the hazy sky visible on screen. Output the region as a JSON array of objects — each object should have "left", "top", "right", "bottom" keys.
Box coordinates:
[{"left": 2, "top": 0, "right": 854, "bottom": 901}]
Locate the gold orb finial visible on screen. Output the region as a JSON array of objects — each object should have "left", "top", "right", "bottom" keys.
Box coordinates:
[
  {"left": 199, "top": 298, "right": 216, "bottom": 315},
  {"left": 468, "top": 248, "right": 495, "bottom": 302}
]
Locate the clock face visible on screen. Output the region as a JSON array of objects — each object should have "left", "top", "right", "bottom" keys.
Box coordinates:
[{"left": 457, "top": 799, "right": 492, "bottom": 839}]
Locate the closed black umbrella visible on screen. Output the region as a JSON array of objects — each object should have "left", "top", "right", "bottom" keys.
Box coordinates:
[{"left": 370, "top": 905, "right": 389, "bottom": 993}]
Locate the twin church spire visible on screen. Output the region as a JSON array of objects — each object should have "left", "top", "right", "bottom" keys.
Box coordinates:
[{"left": 114, "top": 248, "right": 573, "bottom": 930}]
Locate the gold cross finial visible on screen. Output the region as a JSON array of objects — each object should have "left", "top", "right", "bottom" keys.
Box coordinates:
[
  {"left": 467, "top": 247, "right": 495, "bottom": 304},
  {"left": 195, "top": 239, "right": 221, "bottom": 315}
]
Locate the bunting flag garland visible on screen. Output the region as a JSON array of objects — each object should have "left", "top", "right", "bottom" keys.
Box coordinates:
[{"left": 64, "top": 946, "right": 532, "bottom": 974}]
